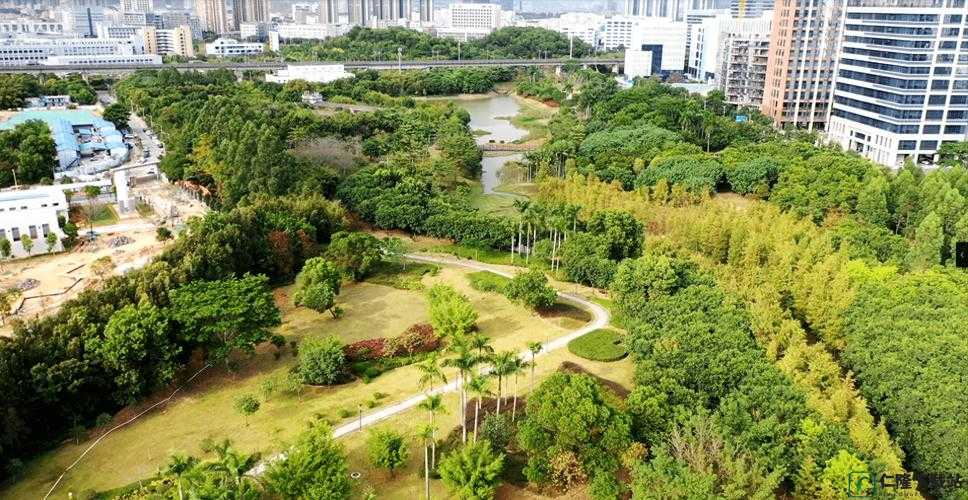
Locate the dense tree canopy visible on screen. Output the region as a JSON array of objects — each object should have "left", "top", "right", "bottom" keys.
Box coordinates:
[
  {"left": 168, "top": 274, "right": 281, "bottom": 363},
  {"left": 279, "top": 26, "right": 594, "bottom": 62},
  {"left": 0, "top": 74, "right": 96, "bottom": 109},
  {"left": 0, "top": 120, "right": 57, "bottom": 187},
  {"left": 518, "top": 372, "right": 631, "bottom": 497},
  {"left": 265, "top": 422, "right": 351, "bottom": 499},
  {"left": 843, "top": 269, "right": 968, "bottom": 498}
]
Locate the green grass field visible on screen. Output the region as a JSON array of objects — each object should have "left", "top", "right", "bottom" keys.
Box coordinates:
[
  {"left": 503, "top": 95, "right": 555, "bottom": 144},
  {"left": 467, "top": 270, "right": 511, "bottom": 293},
  {"left": 567, "top": 329, "right": 628, "bottom": 362},
  {"left": 3, "top": 266, "right": 588, "bottom": 499}
]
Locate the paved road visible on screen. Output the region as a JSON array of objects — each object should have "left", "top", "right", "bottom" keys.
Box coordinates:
[{"left": 250, "top": 252, "right": 610, "bottom": 474}]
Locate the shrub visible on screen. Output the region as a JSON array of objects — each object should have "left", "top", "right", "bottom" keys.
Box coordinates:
[
  {"left": 726, "top": 157, "right": 779, "bottom": 196},
  {"left": 467, "top": 271, "right": 510, "bottom": 293},
  {"left": 566, "top": 329, "right": 628, "bottom": 362},
  {"left": 438, "top": 440, "right": 505, "bottom": 500},
  {"left": 385, "top": 323, "right": 439, "bottom": 357},
  {"left": 344, "top": 337, "right": 388, "bottom": 361},
  {"left": 479, "top": 412, "right": 516, "bottom": 452},
  {"left": 367, "top": 429, "right": 409, "bottom": 477},
  {"left": 504, "top": 269, "right": 557, "bottom": 310},
  {"left": 234, "top": 394, "right": 260, "bottom": 422},
  {"left": 298, "top": 337, "right": 346, "bottom": 385},
  {"left": 636, "top": 155, "right": 723, "bottom": 194},
  {"left": 156, "top": 227, "right": 172, "bottom": 241}
]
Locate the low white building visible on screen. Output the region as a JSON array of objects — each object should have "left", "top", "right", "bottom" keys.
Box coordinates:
[
  {"left": 600, "top": 16, "right": 644, "bottom": 50},
  {"left": 535, "top": 12, "right": 605, "bottom": 47},
  {"left": 272, "top": 23, "right": 349, "bottom": 40},
  {"left": 205, "top": 37, "right": 264, "bottom": 57},
  {"left": 0, "top": 36, "right": 145, "bottom": 66},
  {"left": 42, "top": 54, "right": 162, "bottom": 66},
  {"left": 623, "top": 18, "right": 687, "bottom": 78},
  {"left": 266, "top": 64, "right": 354, "bottom": 84},
  {"left": 0, "top": 188, "right": 68, "bottom": 258}
]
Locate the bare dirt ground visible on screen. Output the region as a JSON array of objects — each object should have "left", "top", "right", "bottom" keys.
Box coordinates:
[
  {"left": 0, "top": 208, "right": 169, "bottom": 336},
  {"left": 130, "top": 177, "right": 209, "bottom": 224}
]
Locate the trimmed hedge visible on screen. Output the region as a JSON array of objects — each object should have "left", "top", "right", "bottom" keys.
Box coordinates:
[{"left": 567, "top": 329, "right": 628, "bottom": 362}]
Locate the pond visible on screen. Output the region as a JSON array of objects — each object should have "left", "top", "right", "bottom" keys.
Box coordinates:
[{"left": 453, "top": 95, "right": 528, "bottom": 194}]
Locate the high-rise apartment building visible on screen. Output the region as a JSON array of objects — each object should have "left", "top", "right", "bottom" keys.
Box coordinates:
[
  {"left": 349, "top": 0, "right": 369, "bottom": 24},
  {"left": 121, "top": 0, "right": 150, "bottom": 13},
  {"left": 449, "top": 3, "right": 501, "bottom": 29},
  {"left": 195, "top": 0, "right": 229, "bottom": 33},
  {"left": 717, "top": 23, "right": 771, "bottom": 105},
  {"left": 318, "top": 0, "right": 338, "bottom": 23},
  {"left": 420, "top": 0, "right": 433, "bottom": 22},
  {"left": 625, "top": 0, "right": 685, "bottom": 20},
  {"left": 761, "top": 0, "right": 842, "bottom": 130},
  {"left": 730, "top": 0, "right": 773, "bottom": 18},
  {"left": 142, "top": 25, "right": 195, "bottom": 57},
  {"left": 688, "top": 11, "right": 770, "bottom": 82},
  {"left": 827, "top": 0, "right": 968, "bottom": 167},
  {"left": 234, "top": 0, "right": 270, "bottom": 26}
]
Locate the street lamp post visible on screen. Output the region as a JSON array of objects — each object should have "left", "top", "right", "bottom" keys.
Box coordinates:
[{"left": 397, "top": 46, "right": 402, "bottom": 72}]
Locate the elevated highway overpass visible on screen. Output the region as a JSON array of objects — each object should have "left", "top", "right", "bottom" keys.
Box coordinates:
[{"left": 0, "top": 58, "right": 623, "bottom": 76}]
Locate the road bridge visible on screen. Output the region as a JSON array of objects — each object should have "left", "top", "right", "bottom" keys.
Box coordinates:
[{"left": 0, "top": 58, "right": 623, "bottom": 76}]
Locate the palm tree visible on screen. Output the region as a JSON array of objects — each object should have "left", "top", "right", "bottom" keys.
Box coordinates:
[
  {"left": 508, "top": 358, "right": 528, "bottom": 422},
  {"left": 418, "top": 394, "right": 447, "bottom": 470},
  {"left": 468, "top": 333, "right": 494, "bottom": 359},
  {"left": 527, "top": 341, "right": 542, "bottom": 390},
  {"left": 490, "top": 351, "right": 517, "bottom": 415},
  {"left": 443, "top": 345, "right": 480, "bottom": 443},
  {"left": 199, "top": 440, "right": 261, "bottom": 496},
  {"left": 417, "top": 353, "right": 447, "bottom": 393},
  {"left": 164, "top": 454, "right": 198, "bottom": 500},
  {"left": 417, "top": 424, "right": 435, "bottom": 500},
  {"left": 466, "top": 375, "right": 492, "bottom": 442}
]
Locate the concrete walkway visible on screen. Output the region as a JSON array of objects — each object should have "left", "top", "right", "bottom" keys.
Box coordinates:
[{"left": 250, "top": 253, "right": 610, "bottom": 473}]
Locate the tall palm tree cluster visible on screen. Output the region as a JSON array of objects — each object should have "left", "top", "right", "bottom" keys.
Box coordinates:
[
  {"left": 510, "top": 200, "right": 582, "bottom": 272},
  {"left": 162, "top": 440, "right": 262, "bottom": 500},
  {"left": 414, "top": 333, "right": 545, "bottom": 498}
]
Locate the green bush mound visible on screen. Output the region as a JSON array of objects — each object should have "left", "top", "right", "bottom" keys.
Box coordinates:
[
  {"left": 567, "top": 329, "right": 628, "bottom": 362},
  {"left": 467, "top": 271, "right": 511, "bottom": 293}
]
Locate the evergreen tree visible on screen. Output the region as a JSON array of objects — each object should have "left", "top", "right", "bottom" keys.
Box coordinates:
[{"left": 909, "top": 211, "right": 944, "bottom": 269}]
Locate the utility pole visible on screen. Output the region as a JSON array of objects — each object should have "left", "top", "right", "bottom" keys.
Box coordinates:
[
  {"left": 457, "top": 39, "right": 461, "bottom": 61},
  {"left": 569, "top": 35, "right": 573, "bottom": 59}
]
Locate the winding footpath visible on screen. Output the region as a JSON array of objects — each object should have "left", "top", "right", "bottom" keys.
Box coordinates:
[{"left": 250, "top": 252, "right": 610, "bottom": 474}]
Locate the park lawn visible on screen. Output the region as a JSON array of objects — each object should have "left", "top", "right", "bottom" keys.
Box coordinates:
[
  {"left": 567, "top": 329, "right": 628, "bottom": 362},
  {"left": 4, "top": 267, "right": 576, "bottom": 499},
  {"left": 466, "top": 181, "right": 522, "bottom": 218},
  {"left": 493, "top": 182, "right": 538, "bottom": 199},
  {"left": 337, "top": 349, "right": 636, "bottom": 499},
  {"left": 504, "top": 95, "right": 555, "bottom": 144}
]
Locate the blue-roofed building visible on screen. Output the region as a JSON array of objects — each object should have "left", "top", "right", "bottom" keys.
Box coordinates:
[{"left": 0, "top": 109, "right": 130, "bottom": 172}]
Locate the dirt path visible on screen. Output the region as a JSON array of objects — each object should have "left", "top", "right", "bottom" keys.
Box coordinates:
[{"left": 249, "top": 252, "right": 609, "bottom": 474}]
